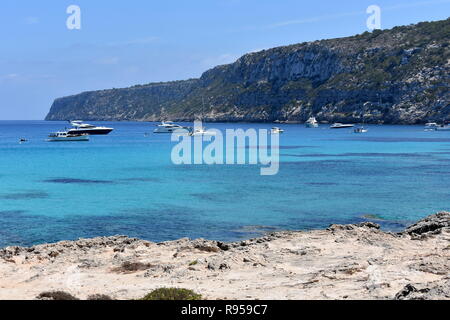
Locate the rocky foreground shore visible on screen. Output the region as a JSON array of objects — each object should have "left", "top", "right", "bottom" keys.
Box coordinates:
[{"left": 0, "top": 212, "right": 449, "bottom": 300}]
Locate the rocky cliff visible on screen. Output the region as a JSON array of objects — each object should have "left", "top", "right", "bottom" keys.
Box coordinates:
[{"left": 46, "top": 18, "right": 450, "bottom": 124}]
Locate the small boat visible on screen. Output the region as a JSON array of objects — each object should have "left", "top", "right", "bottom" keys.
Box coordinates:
[
  {"left": 68, "top": 121, "right": 113, "bottom": 135},
  {"left": 330, "top": 123, "right": 355, "bottom": 129},
  {"left": 189, "top": 127, "right": 217, "bottom": 136},
  {"left": 19, "top": 138, "right": 28, "bottom": 143},
  {"left": 425, "top": 122, "right": 439, "bottom": 130},
  {"left": 189, "top": 97, "right": 216, "bottom": 136},
  {"left": 354, "top": 126, "right": 368, "bottom": 133},
  {"left": 154, "top": 121, "right": 190, "bottom": 133},
  {"left": 271, "top": 127, "right": 284, "bottom": 134},
  {"left": 47, "top": 131, "right": 89, "bottom": 142},
  {"left": 305, "top": 117, "right": 319, "bottom": 128},
  {"left": 435, "top": 125, "right": 450, "bottom": 131}
]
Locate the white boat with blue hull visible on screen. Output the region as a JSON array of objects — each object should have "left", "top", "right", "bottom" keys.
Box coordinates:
[{"left": 47, "top": 131, "right": 89, "bottom": 142}]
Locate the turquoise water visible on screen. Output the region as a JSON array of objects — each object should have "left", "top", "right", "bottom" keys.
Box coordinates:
[{"left": 1, "top": 121, "right": 449, "bottom": 247}]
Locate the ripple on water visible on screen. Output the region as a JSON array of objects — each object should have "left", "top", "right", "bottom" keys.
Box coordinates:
[
  {"left": 245, "top": 145, "right": 318, "bottom": 150},
  {"left": 120, "top": 177, "right": 161, "bottom": 183},
  {"left": 43, "top": 178, "right": 114, "bottom": 184},
  {"left": 189, "top": 192, "right": 229, "bottom": 202},
  {"left": 282, "top": 152, "right": 437, "bottom": 159},
  {"left": 304, "top": 182, "right": 340, "bottom": 186},
  {"left": 329, "top": 137, "right": 450, "bottom": 143},
  {"left": 0, "top": 210, "right": 27, "bottom": 216},
  {"left": 0, "top": 191, "right": 49, "bottom": 200}
]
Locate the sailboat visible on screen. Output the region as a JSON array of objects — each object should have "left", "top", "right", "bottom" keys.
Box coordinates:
[
  {"left": 305, "top": 117, "right": 319, "bottom": 128},
  {"left": 354, "top": 107, "right": 369, "bottom": 133},
  {"left": 190, "top": 97, "right": 216, "bottom": 136}
]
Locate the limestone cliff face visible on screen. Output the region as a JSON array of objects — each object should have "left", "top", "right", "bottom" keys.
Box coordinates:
[{"left": 46, "top": 18, "right": 450, "bottom": 124}]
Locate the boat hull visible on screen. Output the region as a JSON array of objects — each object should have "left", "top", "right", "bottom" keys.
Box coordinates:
[
  {"left": 330, "top": 125, "right": 355, "bottom": 129},
  {"left": 67, "top": 128, "right": 113, "bottom": 135},
  {"left": 154, "top": 128, "right": 190, "bottom": 133},
  {"left": 47, "top": 136, "right": 89, "bottom": 142}
]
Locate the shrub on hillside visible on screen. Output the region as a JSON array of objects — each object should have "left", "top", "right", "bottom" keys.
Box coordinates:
[
  {"left": 141, "top": 288, "right": 202, "bottom": 301},
  {"left": 37, "top": 291, "right": 79, "bottom": 300}
]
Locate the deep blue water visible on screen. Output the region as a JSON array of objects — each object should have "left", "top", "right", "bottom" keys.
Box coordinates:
[{"left": 1, "top": 120, "right": 449, "bottom": 247}]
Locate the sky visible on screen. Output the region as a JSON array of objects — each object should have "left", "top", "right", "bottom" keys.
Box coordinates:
[{"left": 0, "top": 0, "right": 449, "bottom": 120}]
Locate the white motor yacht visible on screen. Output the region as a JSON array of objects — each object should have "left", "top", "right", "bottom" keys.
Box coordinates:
[
  {"left": 154, "top": 121, "right": 190, "bottom": 133},
  {"left": 305, "top": 117, "right": 319, "bottom": 128},
  {"left": 330, "top": 123, "right": 355, "bottom": 129},
  {"left": 68, "top": 121, "right": 114, "bottom": 135}
]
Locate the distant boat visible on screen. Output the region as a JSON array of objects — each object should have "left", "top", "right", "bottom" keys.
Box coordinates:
[
  {"left": 330, "top": 123, "right": 355, "bottom": 129},
  {"left": 424, "top": 123, "right": 450, "bottom": 131},
  {"left": 305, "top": 117, "right": 319, "bottom": 128},
  {"left": 154, "top": 121, "right": 190, "bottom": 133},
  {"left": 435, "top": 124, "right": 450, "bottom": 131},
  {"left": 354, "top": 127, "right": 368, "bottom": 133},
  {"left": 271, "top": 127, "right": 284, "bottom": 134},
  {"left": 47, "top": 131, "right": 89, "bottom": 142},
  {"left": 190, "top": 127, "right": 217, "bottom": 136},
  {"left": 425, "top": 122, "right": 439, "bottom": 130},
  {"left": 68, "top": 121, "right": 113, "bottom": 135},
  {"left": 189, "top": 97, "right": 216, "bottom": 136}
]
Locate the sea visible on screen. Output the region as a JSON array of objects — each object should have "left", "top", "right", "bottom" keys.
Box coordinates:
[{"left": 1, "top": 120, "right": 449, "bottom": 247}]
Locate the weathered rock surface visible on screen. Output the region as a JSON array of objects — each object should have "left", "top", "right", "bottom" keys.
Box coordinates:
[
  {"left": 0, "top": 212, "right": 448, "bottom": 300},
  {"left": 403, "top": 211, "right": 450, "bottom": 238},
  {"left": 45, "top": 19, "right": 450, "bottom": 124},
  {"left": 395, "top": 280, "right": 450, "bottom": 300}
]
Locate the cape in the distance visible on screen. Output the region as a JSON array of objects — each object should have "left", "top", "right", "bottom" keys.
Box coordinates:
[{"left": 46, "top": 18, "right": 449, "bottom": 124}]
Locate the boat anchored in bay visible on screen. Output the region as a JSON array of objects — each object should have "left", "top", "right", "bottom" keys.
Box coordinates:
[
  {"left": 47, "top": 131, "right": 89, "bottom": 142},
  {"left": 271, "top": 127, "right": 284, "bottom": 134},
  {"left": 354, "top": 127, "right": 368, "bottom": 133},
  {"left": 424, "top": 122, "right": 450, "bottom": 131},
  {"left": 68, "top": 121, "right": 114, "bottom": 135},
  {"left": 330, "top": 123, "right": 355, "bottom": 129},
  {"left": 154, "top": 121, "right": 191, "bottom": 133},
  {"left": 305, "top": 117, "right": 319, "bottom": 128}
]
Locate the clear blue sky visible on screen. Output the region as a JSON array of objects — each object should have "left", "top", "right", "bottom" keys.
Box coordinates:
[{"left": 0, "top": 0, "right": 449, "bottom": 120}]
